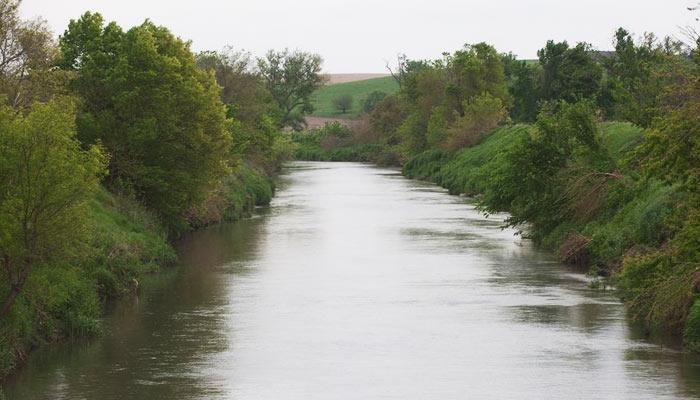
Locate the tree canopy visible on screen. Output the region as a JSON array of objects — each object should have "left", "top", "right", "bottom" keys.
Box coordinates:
[
  {"left": 60, "top": 14, "right": 231, "bottom": 229},
  {"left": 0, "top": 99, "right": 106, "bottom": 318},
  {"left": 257, "top": 49, "right": 325, "bottom": 130}
]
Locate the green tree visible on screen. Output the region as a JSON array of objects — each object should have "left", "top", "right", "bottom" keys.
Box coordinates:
[
  {"left": 505, "top": 58, "right": 540, "bottom": 122},
  {"left": 196, "top": 49, "right": 280, "bottom": 171},
  {"left": 332, "top": 94, "right": 353, "bottom": 114},
  {"left": 0, "top": 99, "right": 106, "bottom": 318},
  {"left": 0, "top": 0, "right": 63, "bottom": 109},
  {"left": 369, "top": 95, "right": 406, "bottom": 145},
  {"left": 538, "top": 41, "right": 602, "bottom": 103},
  {"left": 362, "top": 90, "right": 387, "bottom": 113},
  {"left": 480, "top": 101, "right": 600, "bottom": 239},
  {"left": 606, "top": 28, "right": 685, "bottom": 127},
  {"left": 257, "top": 49, "right": 325, "bottom": 130},
  {"left": 446, "top": 43, "right": 511, "bottom": 115},
  {"left": 445, "top": 94, "right": 507, "bottom": 151},
  {"left": 59, "top": 15, "right": 231, "bottom": 230}
]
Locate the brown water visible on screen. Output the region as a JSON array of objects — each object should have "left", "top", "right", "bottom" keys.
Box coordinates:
[{"left": 4, "top": 161, "right": 700, "bottom": 399}]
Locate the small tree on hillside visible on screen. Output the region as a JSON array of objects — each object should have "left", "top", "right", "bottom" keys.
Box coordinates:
[
  {"left": 362, "top": 90, "right": 387, "bottom": 113},
  {"left": 333, "top": 94, "right": 353, "bottom": 114}
]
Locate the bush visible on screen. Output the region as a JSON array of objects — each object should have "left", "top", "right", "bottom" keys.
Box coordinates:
[
  {"left": 445, "top": 94, "right": 507, "bottom": 152},
  {"left": 685, "top": 300, "right": 700, "bottom": 351}
]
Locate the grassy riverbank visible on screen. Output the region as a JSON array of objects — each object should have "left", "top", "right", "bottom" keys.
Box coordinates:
[
  {"left": 291, "top": 114, "right": 698, "bottom": 346},
  {"left": 294, "top": 33, "right": 700, "bottom": 349},
  {"left": 0, "top": 166, "right": 274, "bottom": 379}
]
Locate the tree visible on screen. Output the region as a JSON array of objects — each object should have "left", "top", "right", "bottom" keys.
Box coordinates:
[
  {"left": 59, "top": 15, "right": 231, "bottom": 230},
  {"left": 332, "top": 94, "right": 353, "bottom": 114},
  {"left": 362, "top": 90, "right": 387, "bottom": 113},
  {"left": 446, "top": 43, "right": 511, "bottom": 115},
  {"left": 0, "top": 0, "right": 62, "bottom": 109},
  {"left": 503, "top": 56, "right": 540, "bottom": 123},
  {"left": 0, "top": 99, "right": 106, "bottom": 318},
  {"left": 605, "top": 28, "right": 685, "bottom": 127},
  {"left": 257, "top": 49, "right": 325, "bottom": 130},
  {"left": 445, "top": 94, "right": 507, "bottom": 151},
  {"left": 479, "top": 101, "right": 600, "bottom": 239},
  {"left": 369, "top": 95, "right": 406, "bottom": 145},
  {"left": 538, "top": 41, "right": 602, "bottom": 103},
  {"left": 196, "top": 49, "right": 279, "bottom": 170}
]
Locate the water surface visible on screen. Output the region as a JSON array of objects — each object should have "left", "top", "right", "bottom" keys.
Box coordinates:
[{"left": 5, "top": 162, "right": 700, "bottom": 399}]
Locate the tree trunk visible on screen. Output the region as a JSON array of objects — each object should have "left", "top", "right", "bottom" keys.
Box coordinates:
[
  {"left": 0, "top": 284, "right": 22, "bottom": 319},
  {"left": 0, "top": 262, "right": 30, "bottom": 320}
]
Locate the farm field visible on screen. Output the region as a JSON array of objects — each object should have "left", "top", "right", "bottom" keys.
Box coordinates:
[{"left": 310, "top": 76, "right": 399, "bottom": 118}]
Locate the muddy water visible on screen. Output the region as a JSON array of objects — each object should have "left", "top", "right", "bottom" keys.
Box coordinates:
[{"left": 5, "top": 162, "right": 700, "bottom": 399}]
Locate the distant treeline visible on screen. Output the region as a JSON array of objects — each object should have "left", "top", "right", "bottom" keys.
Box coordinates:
[
  {"left": 293, "top": 28, "right": 700, "bottom": 348},
  {"left": 0, "top": 0, "right": 328, "bottom": 378}
]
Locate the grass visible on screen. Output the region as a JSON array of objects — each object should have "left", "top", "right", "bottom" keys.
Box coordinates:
[
  {"left": 404, "top": 125, "right": 532, "bottom": 195},
  {"left": 0, "top": 188, "right": 176, "bottom": 378},
  {"left": 310, "top": 76, "right": 399, "bottom": 118}
]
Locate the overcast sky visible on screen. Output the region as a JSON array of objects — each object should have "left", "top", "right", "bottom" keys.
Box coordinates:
[{"left": 20, "top": 0, "right": 696, "bottom": 72}]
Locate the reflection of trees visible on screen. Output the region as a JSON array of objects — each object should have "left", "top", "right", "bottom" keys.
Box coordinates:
[{"left": 5, "top": 217, "right": 267, "bottom": 400}]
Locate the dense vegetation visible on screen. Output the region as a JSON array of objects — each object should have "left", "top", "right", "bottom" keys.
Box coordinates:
[
  {"left": 0, "top": 0, "right": 323, "bottom": 379},
  {"left": 293, "top": 28, "right": 700, "bottom": 348}
]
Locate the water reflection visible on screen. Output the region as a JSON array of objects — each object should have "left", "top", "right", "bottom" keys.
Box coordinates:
[{"left": 4, "top": 161, "right": 700, "bottom": 399}]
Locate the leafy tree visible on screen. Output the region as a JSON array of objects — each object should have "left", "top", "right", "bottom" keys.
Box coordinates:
[
  {"left": 446, "top": 43, "right": 511, "bottom": 115},
  {"left": 257, "top": 49, "right": 325, "bottom": 130},
  {"left": 362, "top": 90, "right": 387, "bottom": 113},
  {"left": 196, "top": 49, "right": 280, "bottom": 171},
  {"left": 0, "top": 0, "right": 63, "bottom": 109},
  {"left": 0, "top": 99, "right": 106, "bottom": 318},
  {"left": 59, "top": 15, "right": 231, "bottom": 230},
  {"left": 196, "top": 49, "right": 276, "bottom": 123},
  {"left": 445, "top": 94, "right": 507, "bottom": 151},
  {"left": 506, "top": 59, "right": 540, "bottom": 122},
  {"left": 606, "top": 28, "right": 685, "bottom": 127},
  {"left": 369, "top": 95, "right": 406, "bottom": 145},
  {"left": 538, "top": 41, "right": 602, "bottom": 103},
  {"left": 332, "top": 94, "right": 353, "bottom": 114},
  {"left": 480, "top": 101, "right": 600, "bottom": 239}
]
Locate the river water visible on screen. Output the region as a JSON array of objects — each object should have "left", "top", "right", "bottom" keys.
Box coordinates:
[{"left": 4, "top": 161, "right": 700, "bottom": 399}]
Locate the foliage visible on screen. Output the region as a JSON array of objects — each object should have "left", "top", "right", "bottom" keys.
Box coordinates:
[
  {"left": 0, "top": 0, "right": 62, "bottom": 109},
  {"left": 605, "top": 29, "right": 686, "bottom": 127},
  {"left": 444, "top": 94, "right": 507, "bottom": 151},
  {"left": 503, "top": 55, "right": 540, "bottom": 122},
  {"left": 537, "top": 41, "right": 603, "bottom": 103},
  {"left": 332, "top": 94, "right": 353, "bottom": 114},
  {"left": 291, "top": 122, "right": 384, "bottom": 162},
  {"left": 362, "top": 90, "right": 388, "bottom": 114},
  {"left": 0, "top": 98, "right": 107, "bottom": 319},
  {"left": 0, "top": 187, "right": 175, "bottom": 377},
  {"left": 59, "top": 15, "right": 232, "bottom": 231},
  {"left": 257, "top": 49, "right": 325, "bottom": 130}
]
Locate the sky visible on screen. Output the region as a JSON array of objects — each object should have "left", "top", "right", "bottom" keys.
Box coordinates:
[{"left": 20, "top": 0, "right": 697, "bottom": 73}]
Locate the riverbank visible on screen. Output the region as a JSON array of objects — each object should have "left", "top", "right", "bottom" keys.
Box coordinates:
[
  {"left": 290, "top": 117, "right": 700, "bottom": 348},
  {"left": 6, "top": 161, "right": 700, "bottom": 399},
  {"left": 0, "top": 164, "right": 275, "bottom": 381}
]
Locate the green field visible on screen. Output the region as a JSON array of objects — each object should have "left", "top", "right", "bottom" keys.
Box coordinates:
[{"left": 310, "top": 76, "right": 399, "bottom": 118}]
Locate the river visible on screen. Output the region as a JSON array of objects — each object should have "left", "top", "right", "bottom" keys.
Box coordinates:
[{"left": 4, "top": 161, "right": 700, "bottom": 399}]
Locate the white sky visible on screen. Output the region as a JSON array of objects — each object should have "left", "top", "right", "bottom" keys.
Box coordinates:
[{"left": 20, "top": 0, "right": 696, "bottom": 73}]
